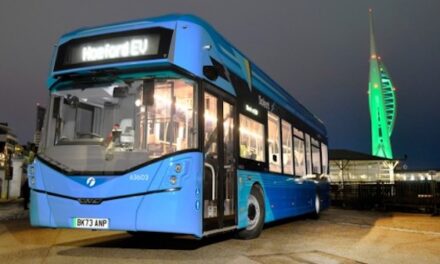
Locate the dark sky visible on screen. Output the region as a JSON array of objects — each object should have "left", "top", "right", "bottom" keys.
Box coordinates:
[{"left": 1, "top": 0, "right": 439, "bottom": 169}]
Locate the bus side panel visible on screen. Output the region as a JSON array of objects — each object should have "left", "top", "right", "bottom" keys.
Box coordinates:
[
  {"left": 237, "top": 170, "right": 316, "bottom": 229},
  {"left": 135, "top": 153, "right": 203, "bottom": 237},
  {"left": 30, "top": 190, "right": 53, "bottom": 227}
]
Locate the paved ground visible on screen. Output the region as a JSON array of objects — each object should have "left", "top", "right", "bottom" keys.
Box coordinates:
[
  {"left": 0, "top": 199, "right": 27, "bottom": 222},
  {"left": 0, "top": 208, "right": 439, "bottom": 264}
]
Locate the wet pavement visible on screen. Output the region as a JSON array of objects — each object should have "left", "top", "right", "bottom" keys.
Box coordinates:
[{"left": 0, "top": 208, "right": 439, "bottom": 264}]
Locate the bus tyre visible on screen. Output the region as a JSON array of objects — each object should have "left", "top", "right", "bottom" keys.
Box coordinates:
[
  {"left": 237, "top": 186, "right": 265, "bottom": 240},
  {"left": 310, "top": 194, "right": 321, "bottom": 220}
]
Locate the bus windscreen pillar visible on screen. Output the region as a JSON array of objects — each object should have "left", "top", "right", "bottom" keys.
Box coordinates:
[{"left": 368, "top": 9, "right": 397, "bottom": 159}]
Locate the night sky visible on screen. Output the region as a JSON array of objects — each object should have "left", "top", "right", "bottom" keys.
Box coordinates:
[{"left": 1, "top": 0, "right": 439, "bottom": 169}]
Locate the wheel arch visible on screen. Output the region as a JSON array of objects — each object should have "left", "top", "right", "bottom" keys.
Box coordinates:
[
  {"left": 236, "top": 180, "right": 266, "bottom": 239},
  {"left": 237, "top": 174, "right": 270, "bottom": 229},
  {"left": 251, "top": 181, "right": 264, "bottom": 195}
]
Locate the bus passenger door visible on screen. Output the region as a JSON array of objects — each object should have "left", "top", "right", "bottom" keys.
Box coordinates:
[{"left": 203, "top": 88, "right": 237, "bottom": 232}]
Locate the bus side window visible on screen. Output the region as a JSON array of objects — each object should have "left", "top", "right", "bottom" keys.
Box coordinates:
[
  {"left": 281, "top": 120, "right": 294, "bottom": 175},
  {"left": 293, "top": 128, "right": 305, "bottom": 176},
  {"left": 268, "top": 112, "right": 281, "bottom": 173},
  {"left": 311, "top": 137, "right": 322, "bottom": 174},
  {"left": 305, "top": 133, "right": 312, "bottom": 175},
  {"left": 239, "top": 114, "right": 265, "bottom": 162},
  {"left": 321, "top": 143, "right": 328, "bottom": 174}
]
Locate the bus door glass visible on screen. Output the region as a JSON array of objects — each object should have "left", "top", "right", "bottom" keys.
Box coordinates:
[
  {"left": 203, "top": 90, "right": 236, "bottom": 231},
  {"left": 223, "top": 101, "right": 235, "bottom": 220},
  {"left": 203, "top": 92, "right": 219, "bottom": 220}
]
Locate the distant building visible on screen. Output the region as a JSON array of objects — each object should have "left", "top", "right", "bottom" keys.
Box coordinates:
[
  {"left": 0, "top": 123, "right": 20, "bottom": 199},
  {"left": 395, "top": 168, "right": 440, "bottom": 181},
  {"left": 368, "top": 10, "right": 397, "bottom": 159},
  {"left": 0, "top": 123, "right": 18, "bottom": 161},
  {"left": 329, "top": 149, "right": 399, "bottom": 183}
]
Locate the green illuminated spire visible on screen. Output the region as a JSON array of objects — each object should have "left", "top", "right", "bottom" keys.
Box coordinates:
[{"left": 368, "top": 9, "right": 397, "bottom": 159}]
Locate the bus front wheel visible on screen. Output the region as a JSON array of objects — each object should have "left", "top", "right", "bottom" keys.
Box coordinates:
[{"left": 237, "top": 186, "right": 265, "bottom": 239}]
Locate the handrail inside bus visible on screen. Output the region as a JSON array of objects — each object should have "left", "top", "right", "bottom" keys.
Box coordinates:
[{"left": 205, "top": 162, "right": 216, "bottom": 201}]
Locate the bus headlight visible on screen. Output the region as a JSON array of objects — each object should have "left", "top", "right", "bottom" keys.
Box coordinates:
[
  {"left": 28, "top": 164, "right": 35, "bottom": 177},
  {"left": 169, "top": 175, "right": 177, "bottom": 185}
]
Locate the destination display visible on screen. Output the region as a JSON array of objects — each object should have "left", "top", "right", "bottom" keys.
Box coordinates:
[
  {"left": 81, "top": 37, "right": 156, "bottom": 62},
  {"left": 54, "top": 27, "right": 173, "bottom": 71}
]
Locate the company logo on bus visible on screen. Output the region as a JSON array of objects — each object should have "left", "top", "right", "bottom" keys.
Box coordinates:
[
  {"left": 258, "top": 95, "right": 270, "bottom": 110},
  {"left": 86, "top": 177, "right": 96, "bottom": 187}
]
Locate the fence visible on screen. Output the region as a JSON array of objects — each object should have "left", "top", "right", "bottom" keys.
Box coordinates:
[{"left": 330, "top": 181, "right": 440, "bottom": 215}]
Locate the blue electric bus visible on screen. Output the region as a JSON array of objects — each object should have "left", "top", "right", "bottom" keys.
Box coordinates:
[{"left": 29, "top": 14, "right": 330, "bottom": 239}]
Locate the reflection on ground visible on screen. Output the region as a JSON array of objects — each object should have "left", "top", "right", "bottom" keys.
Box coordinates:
[{"left": 0, "top": 209, "right": 439, "bottom": 264}]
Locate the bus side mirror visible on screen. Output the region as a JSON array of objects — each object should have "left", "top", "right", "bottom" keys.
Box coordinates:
[
  {"left": 113, "top": 86, "right": 128, "bottom": 98},
  {"left": 272, "top": 154, "right": 278, "bottom": 162},
  {"left": 52, "top": 97, "right": 61, "bottom": 118},
  {"left": 143, "top": 80, "right": 155, "bottom": 106},
  {"left": 203, "top": 66, "right": 218, "bottom": 81},
  {"left": 65, "top": 95, "right": 80, "bottom": 107}
]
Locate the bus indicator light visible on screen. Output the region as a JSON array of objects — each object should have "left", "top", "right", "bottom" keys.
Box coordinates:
[
  {"left": 195, "top": 200, "right": 200, "bottom": 210},
  {"left": 175, "top": 163, "right": 182, "bottom": 173}
]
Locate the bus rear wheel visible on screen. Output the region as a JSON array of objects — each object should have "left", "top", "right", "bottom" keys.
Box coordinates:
[
  {"left": 310, "top": 193, "right": 321, "bottom": 219},
  {"left": 237, "top": 186, "right": 265, "bottom": 239}
]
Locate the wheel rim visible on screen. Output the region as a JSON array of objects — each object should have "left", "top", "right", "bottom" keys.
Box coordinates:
[
  {"left": 246, "top": 194, "right": 260, "bottom": 230},
  {"left": 315, "top": 195, "right": 320, "bottom": 214}
]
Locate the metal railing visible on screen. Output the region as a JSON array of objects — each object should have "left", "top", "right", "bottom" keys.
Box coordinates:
[{"left": 330, "top": 181, "right": 440, "bottom": 215}]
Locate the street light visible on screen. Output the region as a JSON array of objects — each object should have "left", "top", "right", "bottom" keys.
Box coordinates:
[{"left": 0, "top": 153, "right": 5, "bottom": 168}]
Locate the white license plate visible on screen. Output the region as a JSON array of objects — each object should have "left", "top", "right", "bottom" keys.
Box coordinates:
[{"left": 73, "top": 217, "right": 109, "bottom": 229}]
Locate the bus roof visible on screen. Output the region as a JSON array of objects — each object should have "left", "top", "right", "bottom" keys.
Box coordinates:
[{"left": 52, "top": 14, "right": 326, "bottom": 137}]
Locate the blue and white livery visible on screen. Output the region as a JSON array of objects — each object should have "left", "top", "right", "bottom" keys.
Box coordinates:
[{"left": 29, "top": 14, "right": 330, "bottom": 239}]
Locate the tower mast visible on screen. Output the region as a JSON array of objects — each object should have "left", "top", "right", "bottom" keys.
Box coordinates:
[{"left": 368, "top": 9, "right": 397, "bottom": 159}]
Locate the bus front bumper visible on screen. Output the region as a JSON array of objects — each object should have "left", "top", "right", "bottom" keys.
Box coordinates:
[{"left": 30, "top": 185, "right": 202, "bottom": 237}]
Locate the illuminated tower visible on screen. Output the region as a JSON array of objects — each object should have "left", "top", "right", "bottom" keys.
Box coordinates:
[{"left": 368, "top": 9, "right": 397, "bottom": 159}]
